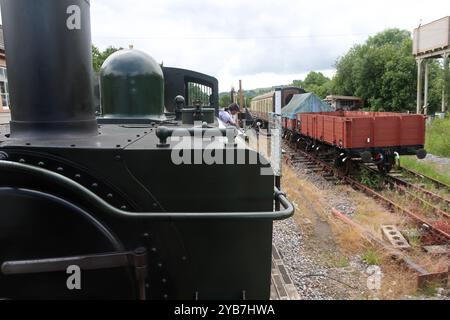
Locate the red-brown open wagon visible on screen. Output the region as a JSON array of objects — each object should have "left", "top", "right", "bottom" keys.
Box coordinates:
[
  {"left": 298, "top": 111, "right": 427, "bottom": 173},
  {"left": 282, "top": 118, "right": 299, "bottom": 132},
  {"left": 281, "top": 93, "right": 333, "bottom": 141}
]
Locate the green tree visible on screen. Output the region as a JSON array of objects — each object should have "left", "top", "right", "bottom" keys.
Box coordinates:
[
  {"left": 333, "top": 29, "right": 419, "bottom": 112},
  {"left": 219, "top": 94, "right": 232, "bottom": 108},
  {"left": 245, "top": 95, "right": 253, "bottom": 108},
  {"left": 332, "top": 45, "right": 363, "bottom": 96},
  {"left": 303, "top": 71, "right": 330, "bottom": 88},
  {"left": 427, "top": 60, "right": 450, "bottom": 114},
  {"left": 291, "top": 72, "right": 332, "bottom": 99},
  {"left": 92, "top": 45, "right": 122, "bottom": 72},
  {"left": 292, "top": 80, "right": 304, "bottom": 88},
  {"left": 188, "top": 83, "right": 210, "bottom": 105},
  {"left": 366, "top": 29, "right": 412, "bottom": 48}
]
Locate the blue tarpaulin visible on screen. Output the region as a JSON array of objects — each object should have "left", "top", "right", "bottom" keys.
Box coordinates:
[{"left": 281, "top": 93, "right": 333, "bottom": 119}]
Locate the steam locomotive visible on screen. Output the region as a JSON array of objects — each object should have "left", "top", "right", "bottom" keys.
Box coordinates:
[{"left": 0, "top": 0, "right": 293, "bottom": 300}]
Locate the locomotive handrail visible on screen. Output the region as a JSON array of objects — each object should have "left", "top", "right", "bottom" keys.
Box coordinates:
[
  {"left": 0, "top": 160, "right": 294, "bottom": 221},
  {"left": 155, "top": 126, "right": 240, "bottom": 148}
]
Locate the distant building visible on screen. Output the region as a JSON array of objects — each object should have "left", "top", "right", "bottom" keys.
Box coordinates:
[
  {"left": 0, "top": 25, "right": 10, "bottom": 113},
  {"left": 325, "top": 95, "right": 363, "bottom": 111}
]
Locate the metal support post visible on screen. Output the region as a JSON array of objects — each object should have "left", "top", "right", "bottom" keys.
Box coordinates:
[
  {"left": 417, "top": 58, "right": 423, "bottom": 114},
  {"left": 443, "top": 53, "right": 449, "bottom": 113},
  {"left": 424, "top": 60, "right": 429, "bottom": 115}
]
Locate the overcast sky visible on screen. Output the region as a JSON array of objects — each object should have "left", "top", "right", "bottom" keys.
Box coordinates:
[
  {"left": 4, "top": 1, "right": 449, "bottom": 92},
  {"left": 91, "top": 0, "right": 449, "bottom": 91}
]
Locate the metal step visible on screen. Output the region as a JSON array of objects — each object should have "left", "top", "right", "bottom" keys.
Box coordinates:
[{"left": 270, "top": 245, "right": 301, "bottom": 300}]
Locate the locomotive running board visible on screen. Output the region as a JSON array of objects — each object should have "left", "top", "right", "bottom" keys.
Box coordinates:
[{"left": 270, "top": 245, "right": 300, "bottom": 300}]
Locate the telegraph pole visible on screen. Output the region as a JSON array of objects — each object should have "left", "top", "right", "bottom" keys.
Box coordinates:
[
  {"left": 239, "top": 80, "right": 244, "bottom": 109},
  {"left": 230, "top": 87, "right": 235, "bottom": 104}
]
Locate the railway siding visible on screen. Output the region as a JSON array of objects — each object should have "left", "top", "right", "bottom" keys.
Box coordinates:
[{"left": 281, "top": 138, "right": 449, "bottom": 294}]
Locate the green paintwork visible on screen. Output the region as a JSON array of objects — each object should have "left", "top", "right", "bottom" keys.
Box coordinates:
[{"left": 100, "top": 49, "right": 165, "bottom": 119}]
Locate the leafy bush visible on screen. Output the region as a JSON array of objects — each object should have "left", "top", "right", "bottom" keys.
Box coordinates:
[
  {"left": 426, "top": 116, "right": 450, "bottom": 157},
  {"left": 359, "top": 168, "right": 385, "bottom": 190}
]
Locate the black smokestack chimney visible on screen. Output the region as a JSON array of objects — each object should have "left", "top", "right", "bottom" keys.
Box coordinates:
[{"left": 0, "top": 0, "right": 98, "bottom": 139}]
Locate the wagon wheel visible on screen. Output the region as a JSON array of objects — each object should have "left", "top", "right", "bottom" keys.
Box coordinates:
[
  {"left": 343, "top": 158, "right": 353, "bottom": 176},
  {"left": 337, "top": 158, "right": 352, "bottom": 176},
  {"left": 258, "top": 120, "right": 266, "bottom": 130},
  {"left": 377, "top": 155, "right": 395, "bottom": 174},
  {"left": 295, "top": 138, "right": 304, "bottom": 151},
  {"left": 377, "top": 163, "right": 393, "bottom": 175}
]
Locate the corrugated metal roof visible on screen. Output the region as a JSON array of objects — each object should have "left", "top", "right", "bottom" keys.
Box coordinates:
[
  {"left": 325, "top": 95, "right": 362, "bottom": 101},
  {"left": 252, "top": 91, "right": 274, "bottom": 101}
]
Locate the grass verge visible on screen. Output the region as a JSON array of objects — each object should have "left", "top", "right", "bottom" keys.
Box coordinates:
[
  {"left": 426, "top": 116, "right": 450, "bottom": 157},
  {"left": 400, "top": 156, "right": 450, "bottom": 186}
]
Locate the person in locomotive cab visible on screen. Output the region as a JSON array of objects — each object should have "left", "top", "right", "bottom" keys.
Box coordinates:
[{"left": 219, "top": 103, "right": 240, "bottom": 127}]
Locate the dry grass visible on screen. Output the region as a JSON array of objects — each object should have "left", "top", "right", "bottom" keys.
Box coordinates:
[
  {"left": 350, "top": 191, "right": 406, "bottom": 233},
  {"left": 384, "top": 189, "right": 441, "bottom": 221},
  {"left": 283, "top": 166, "right": 327, "bottom": 217},
  {"left": 328, "top": 220, "right": 365, "bottom": 253},
  {"left": 410, "top": 251, "right": 449, "bottom": 274},
  {"left": 378, "top": 262, "right": 418, "bottom": 299},
  {"left": 342, "top": 183, "right": 449, "bottom": 295},
  {"left": 280, "top": 160, "right": 447, "bottom": 299},
  {"left": 284, "top": 165, "right": 369, "bottom": 255},
  {"left": 256, "top": 133, "right": 449, "bottom": 299}
]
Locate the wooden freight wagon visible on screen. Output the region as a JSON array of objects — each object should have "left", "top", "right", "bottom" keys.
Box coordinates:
[
  {"left": 283, "top": 118, "right": 299, "bottom": 132},
  {"left": 281, "top": 93, "right": 333, "bottom": 141},
  {"left": 298, "top": 111, "right": 427, "bottom": 173}
]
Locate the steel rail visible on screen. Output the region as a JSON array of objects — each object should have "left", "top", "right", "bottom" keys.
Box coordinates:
[
  {"left": 282, "top": 141, "right": 450, "bottom": 243},
  {"left": 389, "top": 172, "right": 450, "bottom": 206},
  {"left": 342, "top": 175, "right": 450, "bottom": 242},
  {"left": 401, "top": 166, "right": 450, "bottom": 190}
]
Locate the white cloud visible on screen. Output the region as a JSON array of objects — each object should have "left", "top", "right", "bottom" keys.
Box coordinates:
[
  {"left": 89, "top": 0, "right": 449, "bottom": 91},
  {"left": 4, "top": 0, "right": 444, "bottom": 92}
]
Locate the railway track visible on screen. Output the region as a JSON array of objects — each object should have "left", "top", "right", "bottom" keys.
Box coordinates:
[
  {"left": 364, "top": 165, "right": 450, "bottom": 219},
  {"left": 283, "top": 141, "right": 450, "bottom": 245},
  {"left": 282, "top": 140, "right": 449, "bottom": 289},
  {"left": 394, "top": 166, "right": 450, "bottom": 207},
  {"left": 401, "top": 166, "right": 450, "bottom": 191}
]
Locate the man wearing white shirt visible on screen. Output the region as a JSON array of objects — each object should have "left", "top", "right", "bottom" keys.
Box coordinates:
[{"left": 219, "top": 103, "right": 240, "bottom": 127}]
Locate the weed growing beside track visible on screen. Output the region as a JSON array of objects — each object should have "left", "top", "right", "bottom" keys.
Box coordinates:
[
  {"left": 426, "top": 116, "right": 450, "bottom": 158},
  {"left": 401, "top": 156, "right": 450, "bottom": 187}
]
